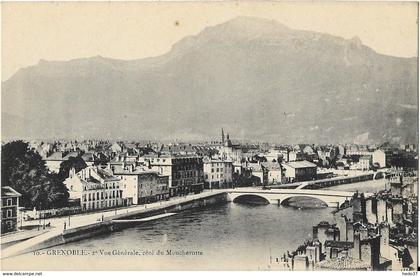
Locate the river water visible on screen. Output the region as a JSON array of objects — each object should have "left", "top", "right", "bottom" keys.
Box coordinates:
[{"left": 2, "top": 179, "right": 387, "bottom": 271}]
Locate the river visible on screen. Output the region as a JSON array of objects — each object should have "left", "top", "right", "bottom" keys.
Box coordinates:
[{"left": 2, "top": 179, "right": 387, "bottom": 271}]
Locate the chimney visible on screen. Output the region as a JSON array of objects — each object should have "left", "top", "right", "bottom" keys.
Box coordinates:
[{"left": 69, "top": 167, "right": 75, "bottom": 178}]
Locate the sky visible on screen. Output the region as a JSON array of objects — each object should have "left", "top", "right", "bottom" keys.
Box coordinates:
[{"left": 2, "top": 1, "right": 418, "bottom": 81}]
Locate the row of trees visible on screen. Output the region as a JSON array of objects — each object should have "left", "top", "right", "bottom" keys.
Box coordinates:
[{"left": 2, "top": 140, "right": 86, "bottom": 210}]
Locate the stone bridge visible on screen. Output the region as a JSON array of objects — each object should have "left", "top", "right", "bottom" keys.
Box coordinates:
[{"left": 226, "top": 188, "right": 372, "bottom": 208}]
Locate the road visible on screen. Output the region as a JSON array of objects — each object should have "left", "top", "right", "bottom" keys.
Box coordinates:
[{"left": 21, "top": 189, "right": 226, "bottom": 232}]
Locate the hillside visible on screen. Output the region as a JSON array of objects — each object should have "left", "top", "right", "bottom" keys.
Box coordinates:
[{"left": 2, "top": 16, "right": 418, "bottom": 144}]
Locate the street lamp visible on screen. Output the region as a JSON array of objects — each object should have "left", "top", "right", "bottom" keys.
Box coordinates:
[{"left": 20, "top": 210, "right": 23, "bottom": 229}]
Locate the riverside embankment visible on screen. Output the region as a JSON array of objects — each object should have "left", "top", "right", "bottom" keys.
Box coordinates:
[{"left": 1, "top": 190, "right": 227, "bottom": 259}]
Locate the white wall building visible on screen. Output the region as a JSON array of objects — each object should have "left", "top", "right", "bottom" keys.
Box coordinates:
[
  {"left": 203, "top": 157, "right": 233, "bottom": 188},
  {"left": 372, "top": 150, "right": 386, "bottom": 168},
  {"left": 64, "top": 166, "right": 123, "bottom": 211}
]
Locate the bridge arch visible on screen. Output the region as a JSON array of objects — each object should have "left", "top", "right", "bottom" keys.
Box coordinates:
[
  {"left": 232, "top": 194, "right": 270, "bottom": 205},
  {"left": 280, "top": 196, "right": 328, "bottom": 208}
]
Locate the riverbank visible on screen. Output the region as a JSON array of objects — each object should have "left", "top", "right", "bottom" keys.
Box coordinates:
[{"left": 1, "top": 190, "right": 227, "bottom": 259}]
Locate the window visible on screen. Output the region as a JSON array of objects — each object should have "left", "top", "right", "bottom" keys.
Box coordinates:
[
  {"left": 7, "top": 198, "right": 12, "bottom": 206},
  {"left": 6, "top": 209, "right": 12, "bottom": 218}
]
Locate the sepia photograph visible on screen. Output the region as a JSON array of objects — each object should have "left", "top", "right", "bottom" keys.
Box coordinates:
[{"left": 0, "top": 1, "right": 419, "bottom": 273}]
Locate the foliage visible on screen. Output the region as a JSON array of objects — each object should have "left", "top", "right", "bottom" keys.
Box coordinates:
[
  {"left": 1, "top": 140, "right": 69, "bottom": 209},
  {"left": 58, "top": 156, "right": 87, "bottom": 182}
]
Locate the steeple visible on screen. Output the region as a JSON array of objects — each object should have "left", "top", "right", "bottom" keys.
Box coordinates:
[{"left": 222, "top": 128, "right": 225, "bottom": 144}]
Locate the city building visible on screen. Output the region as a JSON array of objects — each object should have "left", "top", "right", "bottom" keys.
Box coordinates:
[
  {"left": 114, "top": 165, "right": 170, "bottom": 205},
  {"left": 246, "top": 162, "right": 264, "bottom": 184},
  {"left": 261, "top": 162, "right": 283, "bottom": 184},
  {"left": 1, "top": 186, "right": 21, "bottom": 234},
  {"left": 283, "top": 161, "right": 317, "bottom": 182},
  {"left": 219, "top": 130, "right": 243, "bottom": 163},
  {"left": 64, "top": 166, "right": 123, "bottom": 211},
  {"left": 139, "top": 154, "right": 204, "bottom": 196},
  {"left": 372, "top": 149, "right": 386, "bottom": 168},
  {"left": 44, "top": 151, "right": 66, "bottom": 173},
  {"left": 357, "top": 155, "right": 371, "bottom": 171},
  {"left": 203, "top": 157, "right": 233, "bottom": 189}
]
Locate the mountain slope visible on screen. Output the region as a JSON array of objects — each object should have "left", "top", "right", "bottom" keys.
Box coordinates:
[{"left": 2, "top": 16, "right": 418, "bottom": 143}]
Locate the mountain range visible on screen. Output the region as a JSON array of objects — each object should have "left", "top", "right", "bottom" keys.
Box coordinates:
[{"left": 2, "top": 16, "right": 418, "bottom": 144}]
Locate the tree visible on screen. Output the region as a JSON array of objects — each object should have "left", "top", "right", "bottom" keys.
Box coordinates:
[
  {"left": 1, "top": 141, "right": 69, "bottom": 209},
  {"left": 58, "top": 156, "right": 87, "bottom": 182}
]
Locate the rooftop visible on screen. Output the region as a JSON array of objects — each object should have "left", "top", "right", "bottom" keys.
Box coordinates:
[
  {"left": 113, "top": 167, "right": 161, "bottom": 176},
  {"left": 45, "top": 151, "right": 64, "bottom": 160},
  {"left": 1, "top": 186, "right": 22, "bottom": 198},
  {"left": 284, "top": 160, "right": 317, "bottom": 169},
  {"left": 315, "top": 255, "right": 371, "bottom": 270}
]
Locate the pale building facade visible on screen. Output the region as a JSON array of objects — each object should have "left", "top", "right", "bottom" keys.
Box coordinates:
[
  {"left": 64, "top": 166, "right": 123, "bottom": 211},
  {"left": 203, "top": 157, "right": 233, "bottom": 188},
  {"left": 372, "top": 150, "right": 386, "bottom": 168}
]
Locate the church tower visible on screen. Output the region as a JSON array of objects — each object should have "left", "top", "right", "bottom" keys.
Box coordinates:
[{"left": 222, "top": 128, "right": 225, "bottom": 144}]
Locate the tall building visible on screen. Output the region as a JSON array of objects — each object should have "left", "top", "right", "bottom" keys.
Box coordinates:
[
  {"left": 219, "top": 132, "right": 243, "bottom": 163},
  {"left": 64, "top": 166, "right": 123, "bottom": 211},
  {"left": 372, "top": 150, "right": 386, "bottom": 168},
  {"left": 139, "top": 154, "right": 204, "bottom": 196},
  {"left": 203, "top": 157, "right": 233, "bottom": 189},
  {"left": 1, "top": 186, "right": 21, "bottom": 233},
  {"left": 114, "top": 165, "right": 170, "bottom": 205}
]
